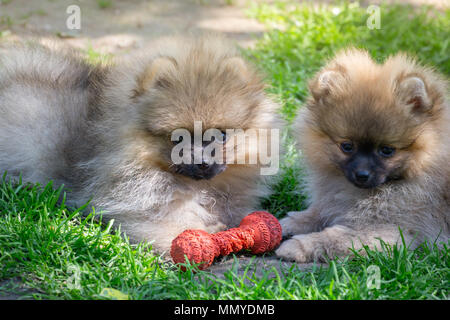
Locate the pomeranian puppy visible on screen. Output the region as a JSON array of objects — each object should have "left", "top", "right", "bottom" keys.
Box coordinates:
[
  {"left": 276, "top": 49, "right": 449, "bottom": 263},
  {"left": 0, "top": 37, "right": 282, "bottom": 254}
]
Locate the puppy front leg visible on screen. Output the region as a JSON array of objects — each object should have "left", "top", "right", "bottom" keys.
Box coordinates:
[
  {"left": 279, "top": 207, "right": 321, "bottom": 237},
  {"left": 276, "top": 224, "right": 406, "bottom": 263}
]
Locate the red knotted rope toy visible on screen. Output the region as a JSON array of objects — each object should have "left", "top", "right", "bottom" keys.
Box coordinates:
[{"left": 170, "top": 211, "right": 282, "bottom": 270}]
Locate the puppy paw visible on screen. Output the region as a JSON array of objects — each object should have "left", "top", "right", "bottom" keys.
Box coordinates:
[
  {"left": 275, "top": 236, "right": 311, "bottom": 263},
  {"left": 279, "top": 214, "right": 299, "bottom": 237}
]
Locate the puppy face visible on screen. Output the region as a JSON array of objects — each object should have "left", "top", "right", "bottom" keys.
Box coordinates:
[
  {"left": 300, "top": 49, "right": 446, "bottom": 189},
  {"left": 129, "top": 40, "right": 281, "bottom": 181},
  {"left": 170, "top": 132, "right": 228, "bottom": 180}
]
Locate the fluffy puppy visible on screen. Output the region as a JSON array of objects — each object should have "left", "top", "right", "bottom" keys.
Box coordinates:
[
  {"left": 0, "top": 37, "right": 282, "bottom": 254},
  {"left": 0, "top": 42, "right": 106, "bottom": 187},
  {"left": 276, "top": 49, "right": 450, "bottom": 263}
]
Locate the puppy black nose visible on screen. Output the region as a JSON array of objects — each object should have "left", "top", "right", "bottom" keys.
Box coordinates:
[{"left": 355, "top": 170, "right": 370, "bottom": 182}]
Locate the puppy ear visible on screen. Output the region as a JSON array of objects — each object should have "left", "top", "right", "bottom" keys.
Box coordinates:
[
  {"left": 133, "top": 57, "right": 177, "bottom": 97},
  {"left": 309, "top": 69, "right": 347, "bottom": 102},
  {"left": 395, "top": 76, "right": 432, "bottom": 113},
  {"left": 224, "top": 57, "right": 250, "bottom": 79}
]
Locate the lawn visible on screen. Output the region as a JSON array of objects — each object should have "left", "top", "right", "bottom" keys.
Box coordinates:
[{"left": 0, "top": 1, "right": 449, "bottom": 300}]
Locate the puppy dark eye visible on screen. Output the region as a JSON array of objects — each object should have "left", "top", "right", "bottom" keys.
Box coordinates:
[
  {"left": 340, "top": 141, "right": 354, "bottom": 154},
  {"left": 379, "top": 146, "right": 396, "bottom": 157}
]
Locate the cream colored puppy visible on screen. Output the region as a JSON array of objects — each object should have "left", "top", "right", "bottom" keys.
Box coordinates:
[
  {"left": 0, "top": 37, "right": 283, "bottom": 254},
  {"left": 277, "top": 49, "right": 449, "bottom": 263}
]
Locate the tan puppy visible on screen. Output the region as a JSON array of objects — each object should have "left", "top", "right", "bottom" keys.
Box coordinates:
[
  {"left": 276, "top": 49, "right": 450, "bottom": 263},
  {"left": 0, "top": 37, "right": 283, "bottom": 254}
]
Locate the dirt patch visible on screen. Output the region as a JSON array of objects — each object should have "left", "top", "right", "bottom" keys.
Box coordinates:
[
  {"left": 0, "top": 0, "right": 265, "bottom": 54},
  {"left": 208, "top": 255, "right": 324, "bottom": 281},
  {"left": 0, "top": 278, "right": 38, "bottom": 300}
]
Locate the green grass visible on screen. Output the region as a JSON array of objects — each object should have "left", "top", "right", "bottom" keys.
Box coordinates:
[
  {"left": 0, "top": 178, "right": 165, "bottom": 299},
  {"left": 0, "top": 177, "right": 448, "bottom": 299},
  {"left": 0, "top": 0, "right": 449, "bottom": 300}
]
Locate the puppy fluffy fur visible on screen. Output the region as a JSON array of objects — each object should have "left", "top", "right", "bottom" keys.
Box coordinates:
[
  {"left": 277, "top": 49, "right": 450, "bottom": 263},
  {"left": 0, "top": 37, "right": 282, "bottom": 254}
]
